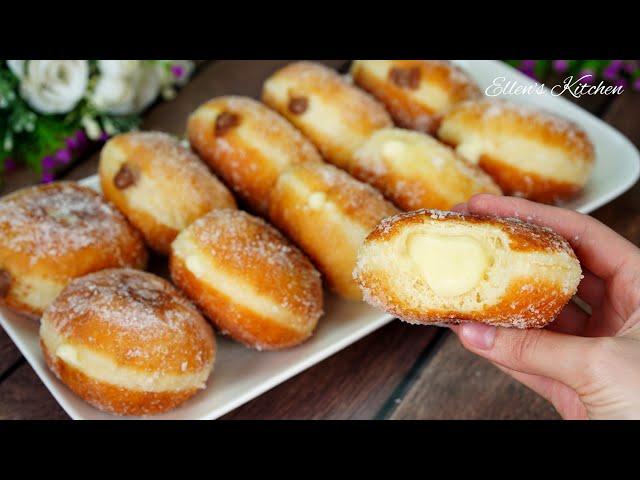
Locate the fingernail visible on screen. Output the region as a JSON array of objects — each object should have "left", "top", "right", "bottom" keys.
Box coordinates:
[{"left": 461, "top": 323, "right": 496, "bottom": 350}]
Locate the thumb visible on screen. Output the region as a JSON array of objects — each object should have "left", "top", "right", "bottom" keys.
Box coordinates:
[{"left": 453, "top": 323, "right": 596, "bottom": 391}]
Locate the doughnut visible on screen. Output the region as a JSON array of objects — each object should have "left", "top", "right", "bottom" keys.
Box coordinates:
[
  {"left": 99, "top": 131, "right": 236, "bottom": 255},
  {"left": 350, "top": 60, "right": 481, "bottom": 134},
  {"left": 354, "top": 209, "right": 582, "bottom": 328},
  {"left": 262, "top": 61, "right": 393, "bottom": 171},
  {"left": 170, "top": 209, "right": 323, "bottom": 350},
  {"left": 187, "top": 96, "right": 322, "bottom": 215},
  {"left": 40, "top": 268, "right": 215, "bottom": 416},
  {"left": 352, "top": 128, "right": 502, "bottom": 211},
  {"left": 437, "top": 99, "right": 595, "bottom": 203},
  {"left": 268, "top": 162, "right": 399, "bottom": 300},
  {"left": 0, "top": 182, "right": 147, "bottom": 317}
]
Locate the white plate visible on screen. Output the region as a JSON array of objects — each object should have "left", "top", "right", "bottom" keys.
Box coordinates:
[{"left": 1, "top": 60, "right": 638, "bottom": 420}]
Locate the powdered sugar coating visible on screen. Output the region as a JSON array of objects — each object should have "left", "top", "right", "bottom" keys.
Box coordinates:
[
  {"left": 370, "top": 208, "right": 576, "bottom": 257},
  {"left": 43, "top": 268, "right": 214, "bottom": 373},
  {"left": 187, "top": 209, "right": 323, "bottom": 320},
  {"left": 0, "top": 182, "right": 144, "bottom": 266},
  {"left": 448, "top": 98, "right": 594, "bottom": 158}
]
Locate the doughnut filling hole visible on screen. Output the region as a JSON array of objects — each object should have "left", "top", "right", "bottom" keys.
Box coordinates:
[
  {"left": 405, "top": 233, "right": 493, "bottom": 298},
  {"left": 371, "top": 222, "right": 517, "bottom": 312}
]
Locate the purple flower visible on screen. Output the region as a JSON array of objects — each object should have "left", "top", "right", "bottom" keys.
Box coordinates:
[
  {"left": 615, "top": 78, "right": 628, "bottom": 89},
  {"left": 623, "top": 61, "right": 637, "bottom": 74},
  {"left": 171, "top": 64, "right": 185, "bottom": 78},
  {"left": 75, "top": 129, "right": 88, "bottom": 147},
  {"left": 521, "top": 60, "right": 536, "bottom": 70},
  {"left": 4, "top": 158, "right": 16, "bottom": 171},
  {"left": 41, "top": 156, "right": 56, "bottom": 170},
  {"left": 66, "top": 135, "right": 79, "bottom": 150},
  {"left": 99, "top": 132, "right": 110, "bottom": 142},
  {"left": 579, "top": 69, "right": 595, "bottom": 84},
  {"left": 553, "top": 60, "right": 569, "bottom": 73},
  {"left": 603, "top": 60, "right": 623, "bottom": 81},
  {"left": 41, "top": 171, "right": 55, "bottom": 183},
  {"left": 55, "top": 148, "right": 72, "bottom": 165},
  {"left": 634, "top": 77, "right": 640, "bottom": 91}
]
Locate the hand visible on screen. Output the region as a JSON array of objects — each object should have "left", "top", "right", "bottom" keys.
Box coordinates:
[{"left": 450, "top": 194, "right": 640, "bottom": 419}]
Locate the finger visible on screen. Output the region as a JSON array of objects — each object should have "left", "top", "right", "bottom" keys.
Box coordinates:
[
  {"left": 466, "top": 194, "right": 638, "bottom": 282},
  {"left": 451, "top": 202, "right": 469, "bottom": 213},
  {"left": 546, "top": 301, "right": 590, "bottom": 336},
  {"left": 491, "top": 363, "right": 587, "bottom": 420},
  {"left": 577, "top": 270, "right": 605, "bottom": 308},
  {"left": 455, "top": 322, "right": 594, "bottom": 391}
]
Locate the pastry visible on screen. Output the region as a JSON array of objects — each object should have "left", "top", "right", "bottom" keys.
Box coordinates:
[
  {"left": 100, "top": 131, "right": 236, "bottom": 254},
  {"left": 354, "top": 209, "right": 582, "bottom": 328}
]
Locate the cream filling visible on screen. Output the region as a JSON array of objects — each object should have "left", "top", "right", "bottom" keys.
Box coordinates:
[
  {"left": 172, "top": 232, "right": 306, "bottom": 331},
  {"left": 40, "top": 321, "right": 211, "bottom": 392},
  {"left": 406, "top": 233, "right": 491, "bottom": 297}
]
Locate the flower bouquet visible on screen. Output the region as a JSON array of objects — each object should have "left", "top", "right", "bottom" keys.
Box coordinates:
[{"left": 0, "top": 60, "right": 195, "bottom": 183}]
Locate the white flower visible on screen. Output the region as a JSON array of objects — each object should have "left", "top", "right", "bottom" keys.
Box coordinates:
[
  {"left": 91, "top": 60, "right": 162, "bottom": 115},
  {"left": 91, "top": 75, "right": 137, "bottom": 114},
  {"left": 7, "top": 60, "right": 26, "bottom": 79},
  {"left": 18, "top": 60, "right": 89, "bottom": 114},
  {"left": 97, "top": 60, "right": 142, "bottom": 78},
  {"left": 132, "top": 63, "right": 162, "bottom": 112}
]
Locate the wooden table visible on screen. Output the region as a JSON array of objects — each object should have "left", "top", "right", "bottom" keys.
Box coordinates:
[{"left": 1, "top": 60, "right": 638, "bottom": 420}]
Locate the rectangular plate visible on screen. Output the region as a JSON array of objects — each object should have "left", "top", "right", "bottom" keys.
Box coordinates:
[{"left": 0, "top": 60, "right": 638, "bottom": 420}]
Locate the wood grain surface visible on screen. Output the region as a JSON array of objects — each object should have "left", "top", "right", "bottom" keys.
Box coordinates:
[{"left": 0, "top": 60, "right": 638, "bottom": 420}]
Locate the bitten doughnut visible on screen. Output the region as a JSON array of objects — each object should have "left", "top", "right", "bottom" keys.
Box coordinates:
[
  {"left": 170, "top": 209, "right": 323, "bottom": 350},
  {"left": 438, "top": 99, "right": 595, "bottom": 203},
  {"left": 187, "top": 96, "right": 322, "bottom": 215},
  {"left": 0, "top": 182, "right": 147, "bottom": 317},
  {"left": 351, "top": 60, "right": 481, "bottom": 134},
  {"left": 354, "top": 210, "right": 582, "bottom": 328},
  {"left": 99, "top": 131, "right": 236, "bottom": 255},
  {"left": 40, "top": 269, "right": 215, "bottom": 416},
  {"left": 262, "top": 61, "right": 393, "bottom": 170},
  {"left": 352, "top": 128, "right": 501, "bottom": 211},
  {"left": 268, "top": 162, "right": 399, "bottom": 300}
]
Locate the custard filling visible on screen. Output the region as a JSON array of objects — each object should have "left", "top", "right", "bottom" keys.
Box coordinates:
[{"left": 406, "top": 233, "right": 491, "bottom": 297}]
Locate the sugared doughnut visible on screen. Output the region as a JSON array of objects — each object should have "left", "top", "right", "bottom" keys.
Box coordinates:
[
  {"left": 268, "top": 162, "right": 399, "bottom": 300},
  {"left": 170, "top": 209, "right": 323, "bottom": 350},
  {"left": 99, "top": 131, "right": 236, "bottom": 255},
  {"left": 262, "top": 61, "right": 393, "bottom": 171},
  {"left": 187, "top": 96, "right": 322, "bottom": 215},
  {"left": 354, "top": 209, "right": 582, "bottom": 328},
  {"left": 0, "top": 182, "right": 147, "bottom": 317},
  {"left": 438, "top": 99, "right": 595, "bottom": 203},
  {"left": 40, "top": 269, "right": 215, "bottom": 416},
  {"left": 351, "top": 60, "right": 481, "bottom": 134},
  {"left": 352, "top": 128, "right": 501, "bottom": 211}
]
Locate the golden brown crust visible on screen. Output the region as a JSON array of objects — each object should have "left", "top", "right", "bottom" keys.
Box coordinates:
[
  {"left": 42, "top": 269, "right": 215, "bottom": 375},
  {"left": 100, "top": 132, "right": 236, "bottom": 254},
  {"left": 356, "top": 209, "right": 580, "bottom": 328},
  {"left": 368, "top": 209, "right": 576, "bottom": 255},
  {"left": 351, "top": 129, "right": 502, "bottom": 211},
  {"left": 170, "top": 255, "right": 313, "bottom": 349},
  {"left": 262, "top": 61, "right": 392, "bottom": 170},
  {"left": 0, "top": 182, "right": 147, "bottom": 316},
  {"left": 187, "top": 96, "right": 322, "bottom": 215},
  {"left": 170, "top": 209, "right": 323, "bottom": 350},
  {"left": 440, "top": 99, "right": 594, "bottom": 159},
  {"left": 351, "top": 60, "right": 481, "bottom": 134},
  {"left": 268, "top": 162, "right": 399, "bottom": 300},
  {"left": 356, "top": 270, "right": 569, "bottom": 328},
  {"left": 437, "top": 99, "right": 595, "bottom": 203},
  {"left": 477, "top": 153, "right": 582, "bottom": 204},
  {"left": 42, "top": 343, "right": 200, "bottom": 416}
]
